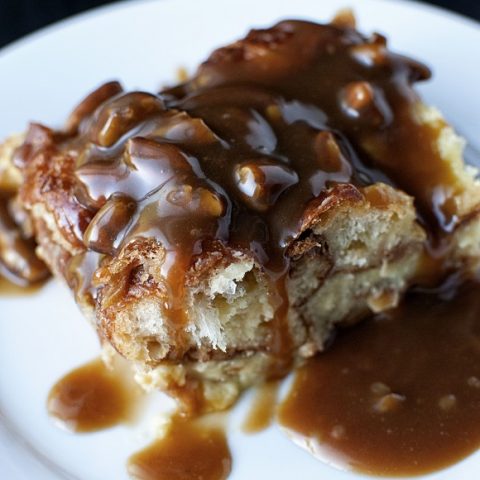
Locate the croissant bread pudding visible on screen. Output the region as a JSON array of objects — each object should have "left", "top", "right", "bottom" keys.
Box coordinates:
[{"left": 1, "top": 13, "right": 480, "bottom": 413}]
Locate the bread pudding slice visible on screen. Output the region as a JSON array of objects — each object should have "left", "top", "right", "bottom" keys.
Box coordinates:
[{"left": 1, "top": 16, "right": 480, "bottom": 412}]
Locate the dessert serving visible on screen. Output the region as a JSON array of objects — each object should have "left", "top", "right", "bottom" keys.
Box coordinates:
[
  {"left": 2, "top": 12, "right": 480, "bottom": 408},
  {"left": 1, "top": 9, "right": 480, "bottom": 479}
]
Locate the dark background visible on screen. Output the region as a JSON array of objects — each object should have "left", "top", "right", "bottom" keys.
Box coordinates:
[{"left": 0, "top": 0, "right": 479, "bottom": 48}]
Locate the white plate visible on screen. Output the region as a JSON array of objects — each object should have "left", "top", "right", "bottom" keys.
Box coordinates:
[{"left": 0, "top": 0, "right": 479, "bottom": 479}]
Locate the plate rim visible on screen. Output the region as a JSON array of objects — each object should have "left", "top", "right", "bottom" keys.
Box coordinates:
[{"left": 0, "top": 0, "right": 478, "bottom": 61}]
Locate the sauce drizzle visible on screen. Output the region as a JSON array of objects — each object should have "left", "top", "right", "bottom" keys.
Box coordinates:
[{"left": 242, "top": 381, "right": 280, "bottom": 433}]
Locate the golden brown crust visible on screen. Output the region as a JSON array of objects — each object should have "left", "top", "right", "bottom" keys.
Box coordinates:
[{"left": 18, "top": 124, "right": 93, "bottom": 252}]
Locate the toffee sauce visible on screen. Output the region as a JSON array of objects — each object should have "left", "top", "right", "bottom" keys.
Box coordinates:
[
  {"left": 278, "top": 279, "right": 480, "bottom": 476},
  {"left": 0, "top": 275, "right": 43, "bottom": 296},
  {"left": 47, "top": 358, "right": 138, "bottom": 432},
  {"left": 128, "top": 416, "right": 232, "bottom": 480},
  {"left": 242, "top": 381, "right": 280, "bottom": 433},
  {"left": 47, "top": 359, "right": 232, "bottom": 479},
  {"left": 0, "top": 194, "right": 49, "bottom": 292}
]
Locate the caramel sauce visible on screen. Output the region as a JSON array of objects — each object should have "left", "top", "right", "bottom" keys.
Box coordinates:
[
  {"left": 242, "top": 381, "right": 280, "bottom": 433},
  {"left": 278, "top": 278, "right": 480, "bottom": 476},
  {"left": 0, "top": 275, "right": 43, "bottom": 296},
  {"left": 128, "top": 415, "right": 232, "bottom": 480},
  {"left": 47, "top": 359, "right": 231, "bottom": 478},
  {"left": 65, "top": 250, "right": 103, "bottom": 307},
  {"left": 47, "top": 358, "right": 138, "bottom": 432},
  {"left": 0, "top": 193, "right": 49, "bottom": 291},
  {"left": 14, "top": 20, "right": 450, "bottom": 361}
]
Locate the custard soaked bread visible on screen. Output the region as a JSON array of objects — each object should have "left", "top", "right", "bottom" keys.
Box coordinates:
[{"left": 2, "top": 17, "right": 480, "bottom": 411}]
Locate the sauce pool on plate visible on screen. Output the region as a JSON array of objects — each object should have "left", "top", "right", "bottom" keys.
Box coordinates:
[
  {"left": 128, "top": 415, "right": 232, "bottom": 480},
  {"left": 278, "top": 279, "right": 480, "bottom": 476},
  {"left": 0, "top": 274, "right": 43, "bottom": 296},
  {"left": 47, "top": 358, "right": 138, "bottom": 432}
]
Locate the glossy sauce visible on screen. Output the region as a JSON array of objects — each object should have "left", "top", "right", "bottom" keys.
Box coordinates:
[
  {"left": 0, "top": 194, "right": 49, "bottom": 291},
  {"left": 242, "top": 381, "right": 280, "bottom": 433},
  {"left": 14, "top": 20, "right": 450, "bottom": 361},
  {"left": 128, "top": 415, "right": 232, "bottom": 480},
  {"left": 47, "top": 358, "right": 138, "bottom": 432},
  {"left": 64, "top": 250, "right": 103, "bottom": 307},
  {"left": 278, "top": 279, "right": 480, "bottom": 476}
]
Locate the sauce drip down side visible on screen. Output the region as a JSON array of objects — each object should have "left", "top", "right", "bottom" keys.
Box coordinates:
[
  {"left": 242, "top": 381, "right": 280, "bottom": 434},
  {"left": 0, "top": 193, "right": 49, "bottom": 291},
  {"left": 278, "top": 279, "right": 480, "bottom": 476}
]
